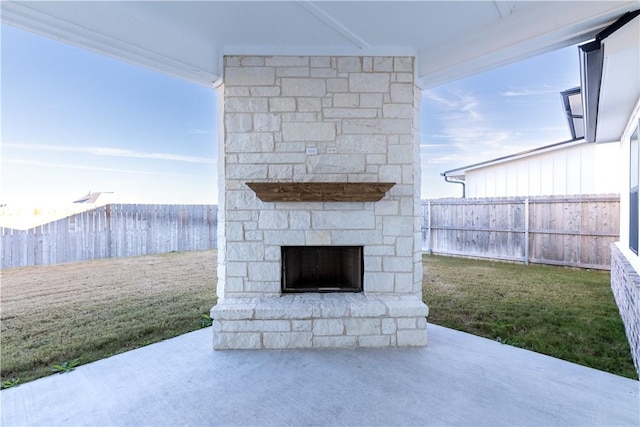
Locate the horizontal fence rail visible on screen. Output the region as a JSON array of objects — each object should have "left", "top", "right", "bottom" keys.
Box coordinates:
[
  {"left": 421, "top": 195, "right": 620, "bottom": 270},
  {"left": 1, "top": 204, "right": 217, "bottom": 268}
]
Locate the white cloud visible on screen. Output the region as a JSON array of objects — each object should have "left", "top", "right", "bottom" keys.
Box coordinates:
[
  {"left": 5, "top": 159, "right": 199, "bottom": 177},
  {"left": 500, "top": 86, "right": 556, "bottom": 97},
  {"left": 188, "top": 128, "right": 211, "bottom": 135},
  {"left": 3, "top": 143, "right": 216, "bottom": 164}
]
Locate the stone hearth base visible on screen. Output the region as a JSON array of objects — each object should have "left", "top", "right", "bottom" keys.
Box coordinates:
[{"left": 211, "top": 294, "right": 428, "bottom": 350}]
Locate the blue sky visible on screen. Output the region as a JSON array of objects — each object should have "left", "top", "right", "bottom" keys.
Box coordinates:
[{"left": 2, "top": 24, "right": 579, "bottom": 204}]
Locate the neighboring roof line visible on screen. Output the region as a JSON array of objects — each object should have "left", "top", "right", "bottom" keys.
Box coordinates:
[{"left": 441, "top": 138, "right": 585, "bottom": 177}]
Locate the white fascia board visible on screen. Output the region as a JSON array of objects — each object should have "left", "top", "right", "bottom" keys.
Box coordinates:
[
  {"left": 447, "top": 140, "right": 590, "bottom": 177},
  {"left": 220, "top": 45, "right": 417, "bottom": 58},
  {"left": 1, "top": 2, "right": 219, "bottom": 89}
]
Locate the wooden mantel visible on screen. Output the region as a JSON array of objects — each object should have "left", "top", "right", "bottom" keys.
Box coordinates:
[{"left": 246, "top": 182, "right": 395, "bottom": 202}]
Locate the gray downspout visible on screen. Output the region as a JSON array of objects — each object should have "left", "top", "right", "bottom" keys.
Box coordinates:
[{"left": 442, "top": 175, "right": 466, "bottom": 198}]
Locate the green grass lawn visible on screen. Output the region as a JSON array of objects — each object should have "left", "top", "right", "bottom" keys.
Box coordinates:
[
  {"left": 2, "top": 250, "right": 636, "bottom": 387},
  {"left": 423, "top": 254, "right": 637, "bottom": 380}
]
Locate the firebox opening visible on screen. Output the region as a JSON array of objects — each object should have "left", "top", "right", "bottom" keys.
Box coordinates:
[{"left": 282, "top": 246, "right": 363, "bottom": 293}]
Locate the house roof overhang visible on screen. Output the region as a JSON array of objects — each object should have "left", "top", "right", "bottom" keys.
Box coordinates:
[
  {"left": 580, "top": 10, "right": 640, "bottom": 143},
  {"left": 1, "top": 1, "right": 638, "bottom": 89}
]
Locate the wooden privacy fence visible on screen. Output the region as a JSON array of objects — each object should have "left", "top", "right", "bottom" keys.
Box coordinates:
[
  {"left": 1, "top": 204, "right": 217, "bottom": 268},
  {"left": 421, "top": 195, "right": 620, "bottom": 270}
]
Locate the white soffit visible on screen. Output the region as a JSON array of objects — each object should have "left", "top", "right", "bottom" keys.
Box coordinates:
[
  {"left": 1, "top": 1, "right": 638, "bottom": 89},
  {"left": 597, "top": 14, "right": 640, "bottom": 143}
]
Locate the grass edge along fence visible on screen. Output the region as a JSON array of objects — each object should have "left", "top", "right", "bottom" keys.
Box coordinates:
[
  {"left": 422, "top": 194, "right": 619, "bottom": 270},
  {"left": 1, "top": 204, "right": 217, "bottom": 268}
]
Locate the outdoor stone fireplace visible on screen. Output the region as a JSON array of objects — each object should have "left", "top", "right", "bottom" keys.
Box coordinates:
[{"left": 211, "top": 55, "right": 428, "bottom": 349}]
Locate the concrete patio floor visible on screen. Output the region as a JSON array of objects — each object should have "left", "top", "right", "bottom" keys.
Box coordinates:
[{"left": 1, "top": 324, "right": 638, "bottom": 426}]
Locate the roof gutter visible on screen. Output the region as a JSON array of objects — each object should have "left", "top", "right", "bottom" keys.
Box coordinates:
[{"left": 580, "top": 9, "right": 640, "bottom": 143}]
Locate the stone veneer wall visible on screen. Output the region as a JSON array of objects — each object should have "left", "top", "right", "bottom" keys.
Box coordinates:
[
  {"left": 611, "top": 243, "right": 640, "bottom": 376},
  {"left": 212, "top": 55, "right": 427, "bottom": 349}
]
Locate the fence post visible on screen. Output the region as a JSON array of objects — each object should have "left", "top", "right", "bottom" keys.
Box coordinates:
[
  {"left": 427, "top": 201, "right": 432, "bottom": 254},
  {"left": 524, "top": 198, "right": 530, "bottom": 265}
]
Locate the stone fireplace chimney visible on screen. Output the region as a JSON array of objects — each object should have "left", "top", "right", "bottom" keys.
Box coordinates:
[{"left": 211, "top": 55, "right": 428, "bottom": 349}]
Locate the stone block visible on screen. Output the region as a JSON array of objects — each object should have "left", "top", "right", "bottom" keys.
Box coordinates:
[
  {"left": 394, "top": 273, "right": 415, "bottom": 293},
  {"left": 388, "top": 144, "right": 414, "bottom": 164},
  {"left": 292, "top": 320, "right": 312, "bottom": 332},
  {"left": 396, "top": 318, "right": 417, "bottom": 329},
  {"left": 211, "top": 302, "right": 255, "bottom": 320},
  {"left": 319, "top": 302, "right": 350, "bottom": 317},
  {"left": 221, "top": 320, "right": 291, "bottom": 332},
  {"left": 345, "top": 318, "right": 381, "bottom": 335},
  {"left": 213, "top": 332, "right": 262, "bottom": 350},
  {"left": 255, "top": 301, "right": 313, "bottom": 319},
  {"left": 265, "top": 56, "right": 309, "bottom": 67},
  {"left": 364, "top": 256, "right": 382, "bottom": 272},
  {"left": 281, "top": 78, "right": 326, "bottom": 97},
  {"left": 337, "top": 57, "right": 361, "bottom": 72},
  {"left": 307, "top": 154, "right": 365, "bottom": 174},
  {"left": 241, "top": 57, "right": 265, "bottom": 66},
  {"left": 225, "top": 114, "right": 252, "bottom": 132},
  {"left": 276, "top": 67, "right": 310, "bottom": 77},
  {"left": 248, "top": 262, "right": 280, "bottom": 281},
  {"left": 264, "top": 230, "right": 305, "bottom": 245},
  {"left": 225, "top": 98, "right": 269, "bottom": 113},
  {"left": 383, "top": 217, "right": 414, "bottom": 237},
  {"left": 225, "top": 66, "right": 275, "bottom": 86},
  {"left": 305, "top": 230, "right": 332, "bottom": 245},
  {"left": 282, "top": 122, "right": 335, "bottom": 141},
  {"left": 250, "top": 86, "right": 281, "bottom": 97},
  {"left": 349, "top": 73, "right": 390, "bottom": 93},
  {"left": 312, "top": 210, "right": 374, "bottom": 230},
  {"left": 383, "top": 104, "right": 414, "bottom": 118},
  {"left": 373, "top": 57, "right": 393, "bottom": 72},
  {"left": 310, "top": 68, "right": 337, "bottom": 78},
  {"left": 390, "top": 83, "right": 414, "bottom": 103},
  {"left": 351, "top": 300, "right": 387, "bottom": 317},
  {"left": 226, "top": 164, "right": 268, "bottom": 180},
  {"left": 337, "top": 135, "right": 387, "bottom": 154},
  {"left": 258, "top": 210, "right": 289, "bottom": 230},
  {"left": 226, "top": 239, "right": 264, "bottom": 261},
  {"left": 360, "top": 93, "right": 383, "bottom": 107},
  {"left": 290, "top": 211, "right": 311, "bottom": 229},
  {"left": 227, "top": 133, "right": 274, "bottom": 153},
  {"left": 382, "top": 257, "right": 413, "bottom": 272},
  {"left": 326, "top": 78, "right": 348, "bottom": 93},
  {"left": 381, "top": 318, "right": 397, "bottom": 334},
  {"left": 298, "top": 98, "right": 322, "bottom": 112},
  {"left": 364, "top": 273, "right": 394, "bottom": 293},
  {"left": 226, "top": 261, "right": 247, "bottom": 277},
  {"left": 323, "top": 108, "right": 377, "bottom": 119},
  {"left": 358, "top": 335, "right": 391, "bottom": 347},
  {"left": 311, "top": 57, "right": 331, "bottom": 68},
  {"left": 333, "top": 93, "right": 360, "bottom": 107},
  {"left": 397, "top": 329, "right": 427, "bottom": 346},
  {"left": 313, "top": 335, "right": 357, "bottom": 348},
  {"left": 394, "top": 57, "right": 413, "bottom": 72},
  {"left": 342, "top": 119, "right": 412, "bottom": 134},
  {"left": 384, "top": 299, "right": 429, "bottom": 317},
  {"left": 268, "top": 164, "right": 294, "bottom": 180},
  {"left": 253, "top": 114, "right": 281, "bottom": 132},
  {"left": 263, "top": 332, "right": 312, "bottom": 349},
  {"left": 269, "top": 97, "right": 296, "bottom": 112},
  {"left": 313, "top": 319, "right": 345, "bottom": 335},
  {"left": 330, "top": 230, "right": 382, "bottom": 245}
]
